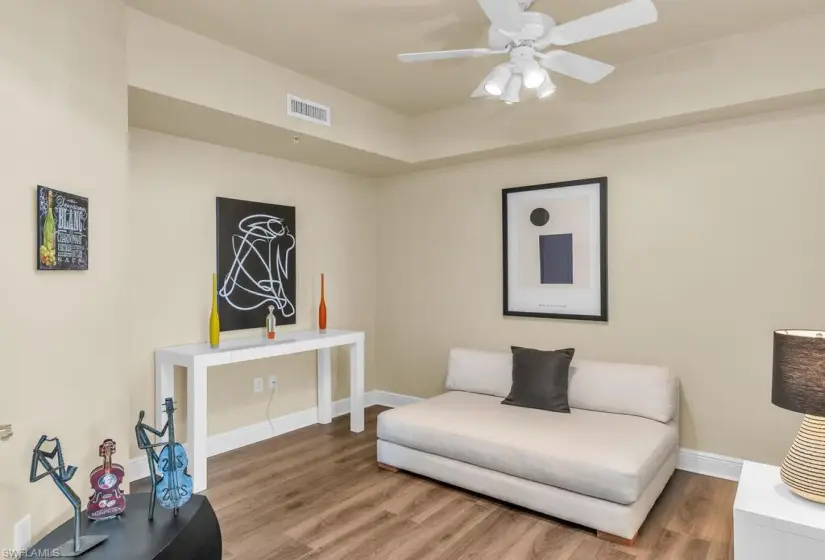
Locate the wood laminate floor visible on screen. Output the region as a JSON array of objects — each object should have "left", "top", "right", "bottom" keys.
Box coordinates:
[{"left": 132, "top": 407, "right": 736, "bottom": 560}]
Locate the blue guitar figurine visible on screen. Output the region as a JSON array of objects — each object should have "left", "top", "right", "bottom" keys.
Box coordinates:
[{"left": 135, "top": 398, "right": 193, "bottom": 519}]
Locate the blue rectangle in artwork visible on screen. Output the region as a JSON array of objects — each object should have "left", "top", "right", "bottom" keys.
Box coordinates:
[{"left": 539, "top": 234, "right": 573, "bottom": 284}]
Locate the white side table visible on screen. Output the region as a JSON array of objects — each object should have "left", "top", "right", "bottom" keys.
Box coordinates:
[
  {"left": 734, "top": 461, "right": 825, "bottom": 559},
  {"left": 154, "top": 329, "right": 365, "bottom": 493}
]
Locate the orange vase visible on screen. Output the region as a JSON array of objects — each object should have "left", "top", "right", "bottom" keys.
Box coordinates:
[{"left": 318, "top": 273, "right": 327, "bottom": 334}]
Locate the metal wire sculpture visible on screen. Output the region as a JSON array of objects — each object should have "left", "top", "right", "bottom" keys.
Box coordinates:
[
  {"left": 135, "top": 399, "right": 192, "bottom": 521},
  {"left": 30, "top": 435, "right": 108, "bottom": 556}
]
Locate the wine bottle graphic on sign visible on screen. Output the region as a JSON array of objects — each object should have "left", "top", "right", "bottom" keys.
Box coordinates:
[{"left": 40, "top": 190, "right": 56, "bottom": 267}]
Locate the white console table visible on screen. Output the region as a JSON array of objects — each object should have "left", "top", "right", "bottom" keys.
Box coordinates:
[
  {"left": 734, "top": 461, "right": 825, "bottom": 559},
  {"left": 154, "top": 329, "right": 365, "bottom": 493}
]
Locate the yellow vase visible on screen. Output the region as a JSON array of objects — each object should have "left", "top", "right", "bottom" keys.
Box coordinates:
[{"left": 209, "top": 273, "right": 220, "bottom": 349}]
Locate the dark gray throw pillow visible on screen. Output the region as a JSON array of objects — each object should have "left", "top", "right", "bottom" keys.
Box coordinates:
[{"left": 502, "top": 346, "right": 575, "bottom": 413}]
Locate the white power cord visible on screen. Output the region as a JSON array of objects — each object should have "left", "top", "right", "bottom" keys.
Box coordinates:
[{"left": 266, "top": 382, "right": 278, "bottom": 434}]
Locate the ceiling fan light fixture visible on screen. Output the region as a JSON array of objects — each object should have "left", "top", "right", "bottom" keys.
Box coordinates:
[
  {"left": 395, "top": 0, "right": 661, "bottom": 104},
  {"left": 484, "top": 65, "right": 512, "bottom": 97},
  {"left": 522, "top": 61, "right": 546, "bottom": 89},
  {"left": 485, "top": 84, "right": 503, "bottom": 96},
  {"left": 502, "top": 75, "right": 522, "bottom": 104},
  {"left": 537, "top": 75, "right": 557, "bottom": 99}
]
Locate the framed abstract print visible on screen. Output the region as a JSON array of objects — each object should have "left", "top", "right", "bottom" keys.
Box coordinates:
[{"left": 502, "top": 177, "right": 607, "bottom": 322}]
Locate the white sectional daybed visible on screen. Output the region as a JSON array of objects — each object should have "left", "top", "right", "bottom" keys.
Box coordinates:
[{"left": 377, "top": 347, "right": 680, "bottom": 544}]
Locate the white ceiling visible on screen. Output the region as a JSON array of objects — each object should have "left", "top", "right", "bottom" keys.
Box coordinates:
[{"left": 125, "top": 0, "right": 825, "bottom": 114}]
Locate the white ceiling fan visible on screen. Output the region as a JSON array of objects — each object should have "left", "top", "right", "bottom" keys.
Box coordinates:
[{"left": 397, "top": 0, "right": 658, "bottom": 103}]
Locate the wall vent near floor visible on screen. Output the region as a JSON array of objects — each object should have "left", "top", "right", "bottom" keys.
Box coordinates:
[{"left": 287, "top": 94, "right": 331, "bottom": 126}]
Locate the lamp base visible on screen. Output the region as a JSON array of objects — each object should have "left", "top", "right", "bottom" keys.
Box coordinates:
[{"left": 781, "top": 414, "right": 825, "bottom": 504}]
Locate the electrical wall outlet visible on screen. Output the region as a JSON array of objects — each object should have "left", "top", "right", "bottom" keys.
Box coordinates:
[
  {"left": 14, "top": 514, "right": 31, "bottom": 550},
  {"left": 268, "top": 375, "right": 278, "bottom": 390},
  {"left": 253, "top": 377, "right": 263, "bottom": 393}
]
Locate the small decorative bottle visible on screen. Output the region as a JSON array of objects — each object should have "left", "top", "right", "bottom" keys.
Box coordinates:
[
  {"left": 318, "top": 273, "right": 327, "bottom": 334},
  {"left": 209, "top": 273, "right": 220, "bottom": 349},
  {"left": 266, "top": 305, "right": 277, "bottom": 340}
]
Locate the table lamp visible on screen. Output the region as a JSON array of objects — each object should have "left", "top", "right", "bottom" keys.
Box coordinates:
[{"left": 772, "top": 329, "right": 825, "bottom": 503}]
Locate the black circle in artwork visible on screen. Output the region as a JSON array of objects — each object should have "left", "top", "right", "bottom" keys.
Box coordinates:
[{"left": 530, "top": 208, "right": 550, "bottom": 227}]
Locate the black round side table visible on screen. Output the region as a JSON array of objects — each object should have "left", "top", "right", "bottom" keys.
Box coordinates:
[{"left": 29, "top": 493, "right": 221, "bottom": 560}]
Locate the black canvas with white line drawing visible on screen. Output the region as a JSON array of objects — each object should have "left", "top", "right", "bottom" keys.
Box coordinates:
[{"left": 216, "top": 197, "right": 296, "bottom": 331}]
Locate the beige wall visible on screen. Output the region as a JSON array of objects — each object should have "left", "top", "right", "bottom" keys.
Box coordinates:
[
  {"left": 377, "top": 104, "right": 825, "bottom": 465},
  {"left": 126, "top": 9, "right": 412, "bottom": 163},
  {"left": 128, "top": 129, "right": 378, "bottom": 456},
  {"left": 0, "top": 0, "right": 128, "bottom": 547}
]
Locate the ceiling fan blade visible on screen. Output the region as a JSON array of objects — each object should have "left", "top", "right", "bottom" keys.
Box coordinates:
[
  {"left": 548, "top": 0, "right": 658, "bottom": 46},
  {"left": 398, "top": 48, "right": 504, "bottom": 63},
  {"left": 476, "top": 0, "right": 523, "bottom": 32},
  {"left": 537, "top": 50, "right": 615, "bottom": 84}
]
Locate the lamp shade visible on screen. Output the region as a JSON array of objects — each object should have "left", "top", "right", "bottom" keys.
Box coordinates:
[{"left": 772, "top": 330, "right": 825, "bottom": 415}]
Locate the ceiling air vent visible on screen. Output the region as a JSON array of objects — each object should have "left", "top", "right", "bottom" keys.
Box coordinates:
[{"left": 287, "top": 94, "right": 331, "bottom": 126}]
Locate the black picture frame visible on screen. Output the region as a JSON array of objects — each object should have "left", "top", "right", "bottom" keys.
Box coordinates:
[{"left": 502, "top": 177, "right": 608, "bottom": 322}]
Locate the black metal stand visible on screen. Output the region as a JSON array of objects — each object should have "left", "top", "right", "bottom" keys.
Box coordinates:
[{"left": 28, "top": 493, "right": 222, "bottom": 560}]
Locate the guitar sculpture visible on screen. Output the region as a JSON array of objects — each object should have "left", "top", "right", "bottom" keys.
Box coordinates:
[
  {"left": 30, "top": 435, "right": 108, "bottom": 556},
  {"left": 87, "top": 439, "right": 126, "bottom": 520},
  {"left": 135, "top": 398, "right": 193, "bottom": 520}
]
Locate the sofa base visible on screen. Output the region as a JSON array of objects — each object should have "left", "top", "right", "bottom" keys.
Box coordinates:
[
  {"left": 597, "top": 530, "right": 638, "bottom": 546},
  {"left": 377, "top": 462, "right": 398, "bottom": 473},
  {"left": 377, "top": 439, "right": 677, "bottom": 540}
]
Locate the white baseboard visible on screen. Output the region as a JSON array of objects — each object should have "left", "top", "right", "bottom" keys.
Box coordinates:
[
  {"left": 372, "top": 390, "right": 423, "bottom": 408},
  {"left": 207, "top": 407, "right": 320, "bottom": 458},
  {"left": 129, "top": 394, "right": 363, "bottom": 482},
  {"left": 129, "top": 390, "right": 743, "bottom": 483},
  {"left": 677, "top": 448, "right": 742, "bottom": 481},
  {"left": 129, "top": 455, "right": 151, "bottom": 482}
]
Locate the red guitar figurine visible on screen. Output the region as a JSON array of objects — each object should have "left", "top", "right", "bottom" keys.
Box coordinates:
[{"left": 87, "top": 439, "right": 126, "bottom": 520}]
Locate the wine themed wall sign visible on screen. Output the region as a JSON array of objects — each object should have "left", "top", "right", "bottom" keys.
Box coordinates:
[{"left": 36, "top": 185, "right": 88, "bottom": 271}]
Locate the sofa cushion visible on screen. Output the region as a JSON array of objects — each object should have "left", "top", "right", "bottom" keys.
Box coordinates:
[
  {"left": 446, "top": 348, "right": 678, "bottom": 423},
  {"left": 446, "top": 348, "right": 512, "bottom": 398},
  {"left": 378, "top": 391, "right": 678, "bottom": 505},
  {"left": 568, "top": 360, "right": 678, "bottom": 424},
  {"left": 503, "top": 346, "right": 575, "bottom": 413}
]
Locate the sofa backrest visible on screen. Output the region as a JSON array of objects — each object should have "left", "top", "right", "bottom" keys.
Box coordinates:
[{"left": 446, "top": 347, "right": 678, "bottom": 424}]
